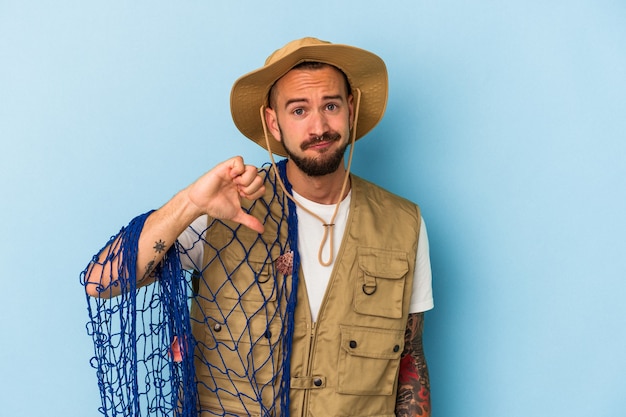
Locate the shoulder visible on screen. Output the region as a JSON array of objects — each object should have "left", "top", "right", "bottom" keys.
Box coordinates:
[{"left": 351, "top": 174, "right": 420, "bottom": 216}]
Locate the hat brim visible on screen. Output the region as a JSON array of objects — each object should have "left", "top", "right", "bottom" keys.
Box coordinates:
[{"left": 230, "top": 42, "right": 388, "bottom": 157}]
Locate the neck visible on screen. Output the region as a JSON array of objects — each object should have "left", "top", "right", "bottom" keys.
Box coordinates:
[{"left": 286, "top": 159, "right": 351, "bottom": 204}]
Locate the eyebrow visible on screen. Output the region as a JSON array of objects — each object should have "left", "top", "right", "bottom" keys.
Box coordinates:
[{"left": 283, "top": 94, "right": 345, "bottom": 109}]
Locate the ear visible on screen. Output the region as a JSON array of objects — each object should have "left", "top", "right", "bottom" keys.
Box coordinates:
[{"left": 264, "top": 107, "right": 282, "bottom": 142}]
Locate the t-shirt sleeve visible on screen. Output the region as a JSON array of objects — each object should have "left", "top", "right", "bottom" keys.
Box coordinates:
[
  {"left": 409, "top": 216, "right": 434, "bottom": 313},
  {"left": 177, "top": 215, "right": 207, "bottom": 271}
]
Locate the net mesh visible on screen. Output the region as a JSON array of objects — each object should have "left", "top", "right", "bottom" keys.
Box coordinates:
[{"left": 81, "top": 160, "right": 299, "bottom": 416}]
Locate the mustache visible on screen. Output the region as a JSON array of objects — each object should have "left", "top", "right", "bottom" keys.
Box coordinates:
[{"left": 300, "top": 132, "right": 342, "bottom": 150}]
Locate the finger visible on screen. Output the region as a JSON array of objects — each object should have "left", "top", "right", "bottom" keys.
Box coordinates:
[
  {"left": 237, "top": 174, "right": 265, "bottom": 198},
  {"left": 239, "top": 186, "right": 265, "bottom": 201},
  {"left": 228, "top": 156, "right": 246, "bottom": 178},
  {"left": 233, "top": 165, "right": 263, "bottom": 196},
  {"left": 233, "top": 164, "right": 259, "bottom": 186}
]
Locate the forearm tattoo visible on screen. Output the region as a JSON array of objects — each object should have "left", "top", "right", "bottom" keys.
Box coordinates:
[
  {"left": 140, "top": 239, "right": 166, "bottom": 282},
  {"left": 396, "top": 312, "right": 431, "bottom": 417}
]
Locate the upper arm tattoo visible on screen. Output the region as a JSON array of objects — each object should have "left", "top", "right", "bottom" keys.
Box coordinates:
[{"left": 396, "top": 312, "right": 431, "bottom": 417}]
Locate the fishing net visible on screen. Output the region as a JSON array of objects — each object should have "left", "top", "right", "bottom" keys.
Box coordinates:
[{"left": 81, "top": 160, "right": 299, "bottom": 416}]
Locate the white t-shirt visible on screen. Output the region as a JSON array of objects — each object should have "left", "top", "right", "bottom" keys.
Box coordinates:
[{"left": 179, "top": 192, "right": 433, "bottom": 321}]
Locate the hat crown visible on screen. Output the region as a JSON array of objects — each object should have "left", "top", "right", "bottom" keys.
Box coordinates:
[{"left": 264, "top": 37, "right": 330, "bottom": 66}]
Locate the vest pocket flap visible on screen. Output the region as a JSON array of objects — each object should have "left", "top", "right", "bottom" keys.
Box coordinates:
[
  {"left": 203, "top": 308, "right": 281, "bottom": 346},
  {"left": 337, "top": 325, "right": 404, "bottom": 395},
  {"left": 355, "top": 248, "right": 409, "bottom": 319},
  {"left": 358, "top": 248, "right": 409, "bottom": 279},
  {"left": 340, "top": 325, "right": 404, "bottom": 360},
  {"left": 220, "top": 252, "right": 278, "bottom": 302}
]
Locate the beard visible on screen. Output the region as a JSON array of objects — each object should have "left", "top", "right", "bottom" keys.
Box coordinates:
[{"left": 281, "top": 129, "right": 349, "bottom": 177}]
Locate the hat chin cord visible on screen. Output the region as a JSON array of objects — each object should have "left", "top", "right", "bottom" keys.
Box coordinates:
[{"left": 259, "top": 88, "right": 362, "bottom": 267}]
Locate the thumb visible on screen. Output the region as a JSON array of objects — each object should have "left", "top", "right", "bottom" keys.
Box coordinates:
[{"left": 232, "top": 211, "right": 265, "bottom": 234}]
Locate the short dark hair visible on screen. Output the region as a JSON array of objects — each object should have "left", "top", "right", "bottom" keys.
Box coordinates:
[{"left": 267, "top": 62, "right": 352, "bottom": 109}]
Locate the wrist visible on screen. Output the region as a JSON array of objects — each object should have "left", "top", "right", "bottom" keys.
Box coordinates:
[{"left": 176, "top": 187, "right": 206, "bottom": 224}]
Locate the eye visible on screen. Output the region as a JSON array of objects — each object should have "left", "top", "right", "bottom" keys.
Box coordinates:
[
  {"left": 293, "top": 108, "right": 304, "bottom": 116},
  {"left": 326, "top": 103, "right": 337, "bottom": 111}
]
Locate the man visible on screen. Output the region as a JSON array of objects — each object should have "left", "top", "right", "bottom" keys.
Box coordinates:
[{"left": 84, "top": 37, "right": 433, "bottom": 417}]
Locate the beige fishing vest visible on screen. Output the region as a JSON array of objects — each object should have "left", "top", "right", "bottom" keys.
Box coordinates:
[{"left": 191, "top": 169, "right": 420, "bottom": 417}]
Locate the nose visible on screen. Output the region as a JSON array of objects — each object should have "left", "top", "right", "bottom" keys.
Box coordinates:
[{"left": 309, "top": 110, "right": 329, "bottom": 137}]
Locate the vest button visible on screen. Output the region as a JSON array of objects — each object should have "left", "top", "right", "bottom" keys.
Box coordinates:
[
  {"left": 349, "top": 340, "right": 357, "bottom": 349},
  {"left": 313, "top": 377, "right": 323, "bottom": 387},
  {"left": 213, "top": 323, "right": 222, "bottom": 332},
  {"left": 393, "top": 344, "right": 400, "bottom": 352}
]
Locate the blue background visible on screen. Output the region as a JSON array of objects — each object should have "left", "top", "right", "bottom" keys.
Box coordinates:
[{"left": 1, "top": 1, "right": 625, "bottom": 416}]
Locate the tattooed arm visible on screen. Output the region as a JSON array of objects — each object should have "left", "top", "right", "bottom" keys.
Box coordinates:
[
  {"left": 395, "top": 312, "right": 431, "bottom": 417},
  {"left": 84, "top": 156, "right": 265, "bottom": 298}
]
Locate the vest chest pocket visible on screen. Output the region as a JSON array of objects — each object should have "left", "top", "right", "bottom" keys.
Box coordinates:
[
  {"left": 221, "top": 259, "right": 278, "bottom": 303},
  {"left": 337, "top": 325, "right": 404, "bottom": 395},
  {"left": 354, "top": 248, "right": 409, "bottom": 319}
]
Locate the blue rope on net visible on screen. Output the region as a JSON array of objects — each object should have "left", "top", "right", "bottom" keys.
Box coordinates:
[
  {"left": 82, "top": 160, "right": 299, "bottom": 417},
  {"left": 279, "top": 161, "right": 300, "bottom": 414},
  {"left": 81, "top": 210, "right": 198, "bottom": 416}
]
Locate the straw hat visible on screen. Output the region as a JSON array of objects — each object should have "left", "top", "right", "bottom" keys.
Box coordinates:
[{"left": 230, "top": 37, "right": 388, "bottom": 156}]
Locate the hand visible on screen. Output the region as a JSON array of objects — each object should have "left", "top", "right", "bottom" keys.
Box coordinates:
[{"left": 187, "top": 156, "right": 266, "bottom": 233}]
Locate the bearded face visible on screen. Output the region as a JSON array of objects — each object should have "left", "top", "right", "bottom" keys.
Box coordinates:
[{"left": 265, "top": 65, "right": 354, "bottom": 178}]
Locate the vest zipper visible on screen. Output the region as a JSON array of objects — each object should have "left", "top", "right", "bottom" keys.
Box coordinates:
[{"left": 301, "top": 320, "right": 317, "bottom": 414}]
